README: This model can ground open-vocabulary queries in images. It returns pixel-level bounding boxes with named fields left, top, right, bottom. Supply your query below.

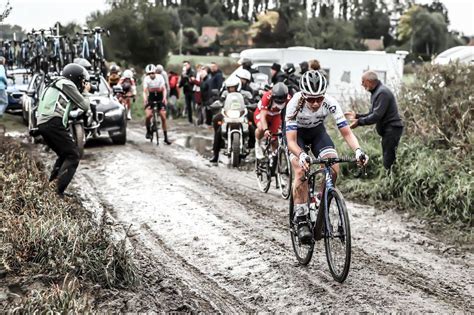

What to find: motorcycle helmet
left=123, top=69, right=134, bottom=78
left=62, top=63, right=90, bottom=92
left=299, top=70, right=328, bottom=96
left=73, top=58, right=92, bottom=71
left=225, top=76, right=241, bottom=89
left=235, top=68, right=251, bottom=81
left=283, top=63, right=296, bottom=75
left=145, top=64, right=156, bottom=74
left=272, top=82, right=289, bottom=104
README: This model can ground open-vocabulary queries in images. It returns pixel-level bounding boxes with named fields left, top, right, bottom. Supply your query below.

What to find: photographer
left=36, top=64, right=91, bottom=197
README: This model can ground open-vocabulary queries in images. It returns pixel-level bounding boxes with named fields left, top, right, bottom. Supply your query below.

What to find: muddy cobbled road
left=44, top=122, right=473, bottom=312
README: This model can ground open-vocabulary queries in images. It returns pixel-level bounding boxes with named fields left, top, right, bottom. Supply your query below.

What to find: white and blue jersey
left=285, top=92, right=348, bottom=131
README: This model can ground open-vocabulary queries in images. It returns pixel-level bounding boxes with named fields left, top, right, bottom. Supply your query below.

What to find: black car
left=90, top=75, right=127, bottom=144
left=22, top=73, right=127, bottom=145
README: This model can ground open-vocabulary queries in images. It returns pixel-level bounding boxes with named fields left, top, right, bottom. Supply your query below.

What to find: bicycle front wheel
left=153, top=110, right=160, bottom=145
left=324, top=188, right=351, bottom=283
left=277, top=148, right=292, bottom=199
left=255, top=158, right=271, bottom=193
left=289, top=195, right=314, bottom=265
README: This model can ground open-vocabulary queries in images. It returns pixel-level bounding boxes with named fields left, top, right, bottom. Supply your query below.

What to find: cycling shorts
left=254, top=108, right=282, bottom=135
left=289, top=124, right=337, bottom=160
left=146, top=101, right=166, bottom=112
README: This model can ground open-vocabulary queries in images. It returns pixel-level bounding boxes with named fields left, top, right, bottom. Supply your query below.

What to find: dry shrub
left=0, top=137, right=139, bottom=311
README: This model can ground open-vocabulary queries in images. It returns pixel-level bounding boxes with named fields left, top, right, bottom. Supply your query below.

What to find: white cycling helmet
left=225, top=75, right=241, bottom=88
left=299, top=70, right=328, bottom=96
left=145, top=64, right=156, bottom=74
left=235, top=68, right=251, bottom=81
left=155, top=64, right=164, bottom=73
left=123, top=69, right=134, bottom=78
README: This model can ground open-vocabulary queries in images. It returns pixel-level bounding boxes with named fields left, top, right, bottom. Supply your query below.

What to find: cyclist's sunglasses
left=303, top=94, right=325, bottom=103
left=273, top=97, right=287, bottom=104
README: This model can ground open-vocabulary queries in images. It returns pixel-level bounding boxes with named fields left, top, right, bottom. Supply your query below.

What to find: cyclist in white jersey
left=144, top=64, right=170, bottom=144
left=285, top=70, right=368, bottom=243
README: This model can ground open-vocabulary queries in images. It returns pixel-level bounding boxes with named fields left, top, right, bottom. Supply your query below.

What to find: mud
left=10, top=119, right=474, bottom=312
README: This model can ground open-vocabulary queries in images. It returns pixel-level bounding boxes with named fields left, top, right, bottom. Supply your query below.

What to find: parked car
left=89, top=74, right=127, bottom=144
left=6, top=68, right=31, bottom=114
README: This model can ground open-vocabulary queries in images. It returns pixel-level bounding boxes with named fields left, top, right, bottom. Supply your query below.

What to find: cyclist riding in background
left=117, top=69, right=136, bottom=120
left=108, top=64, right=121, bottom=87
left=143, top=64, right=171, bottom=145
left=254, top=82, right=291, bottom=161
left=285, top=70, right=368, bottom=244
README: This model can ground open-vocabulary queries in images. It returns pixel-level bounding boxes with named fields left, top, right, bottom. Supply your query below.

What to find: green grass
left=328, top=125, right=472, bottom=227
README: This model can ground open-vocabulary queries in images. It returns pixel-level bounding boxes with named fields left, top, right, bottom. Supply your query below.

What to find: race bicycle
left=255, top=132, right=292, bottom=199
left=149, top=101, right=161, bottom=145
left=289, top=155, right=363, bottom=283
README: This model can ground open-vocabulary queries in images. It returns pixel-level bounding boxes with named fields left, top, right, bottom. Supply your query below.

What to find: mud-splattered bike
left=289, top=156, right=361, bottom=283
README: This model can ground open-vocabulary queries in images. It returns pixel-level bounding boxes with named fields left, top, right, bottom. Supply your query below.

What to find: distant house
left=196, top=27, right=219, bottom=48
left=363, top=39, right=384, bottom=51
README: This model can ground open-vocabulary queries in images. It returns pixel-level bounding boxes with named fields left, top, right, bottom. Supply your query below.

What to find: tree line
left=0, top=0, right=468, bottom=67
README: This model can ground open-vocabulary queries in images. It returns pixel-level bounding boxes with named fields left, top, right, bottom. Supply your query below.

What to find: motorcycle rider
left=254, top=83, right=291, bottom=161
left=209, top=76, right=251, bottom=163
left=36, top=63, right=91, bottom=197
left=282, top=63, right=300, bottom=95
left=143, top=64, right=171, bottom=145
left=117, top=69, right=136, bottom=120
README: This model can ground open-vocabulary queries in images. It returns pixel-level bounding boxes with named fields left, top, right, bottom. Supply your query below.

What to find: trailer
left=238, top=47, right=408, bottom=106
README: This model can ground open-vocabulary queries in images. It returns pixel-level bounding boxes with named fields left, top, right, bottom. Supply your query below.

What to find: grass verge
left=0, top=136, right=139, bottom=312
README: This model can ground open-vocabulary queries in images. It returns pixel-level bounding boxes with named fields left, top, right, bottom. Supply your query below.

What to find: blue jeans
left=0, top=89, right=7, bottom=116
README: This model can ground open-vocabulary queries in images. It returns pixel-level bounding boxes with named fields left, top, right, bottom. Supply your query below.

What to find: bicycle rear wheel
left=255, top=158, right=271, bottom=193
left=153, top=110, right=160, bottom=146
left=289, top=195, right=314, bottom=265
left=324, top=188, right=351, bottom=283
left=277, top=147, right=292, bottom=199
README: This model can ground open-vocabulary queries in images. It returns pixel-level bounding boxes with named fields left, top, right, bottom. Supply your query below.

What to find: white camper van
left=432, top=46, right=474, bottom=65
left=238, top=46, right=408, bottom=106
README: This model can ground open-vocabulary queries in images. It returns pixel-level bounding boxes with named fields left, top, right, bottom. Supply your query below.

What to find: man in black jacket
left=270, top=63, right=285, bottom=85
left=345, top=71, right=404, bottom=171
left=209, top=62, right=224, bottom=91
left=178, top=61, right=195, bottom=124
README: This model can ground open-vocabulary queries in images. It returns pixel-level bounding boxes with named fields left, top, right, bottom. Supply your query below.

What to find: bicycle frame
left=305, top=157, right=355, bottom=240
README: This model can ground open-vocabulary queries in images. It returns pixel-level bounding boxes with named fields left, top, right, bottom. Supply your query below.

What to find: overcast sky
left=3, top=0, right=474, bottom=35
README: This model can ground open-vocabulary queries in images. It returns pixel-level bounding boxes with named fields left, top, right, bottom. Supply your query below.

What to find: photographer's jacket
left=37, top=77, right=90, bottom=127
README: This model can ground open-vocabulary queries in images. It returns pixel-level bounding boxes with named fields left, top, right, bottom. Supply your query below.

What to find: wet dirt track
left=55, top=122, right=473, bottom=312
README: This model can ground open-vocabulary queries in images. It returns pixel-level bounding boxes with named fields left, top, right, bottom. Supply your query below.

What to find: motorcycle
left=211, top=92, right=257, bottom=167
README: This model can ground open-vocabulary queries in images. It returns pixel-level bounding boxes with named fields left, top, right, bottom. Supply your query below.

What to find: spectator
left=178, top=61, right=196, bottom=124
left=155, top=64, right=170, bottom=94
left=209, top=62, right=224, bottom=91
left=168, top=70, right=180, bottom=119
left=308, top=59, right=321, bottom=71
left=200, top=66, right=212, bottom=125
left=270, top=62, right=285, bottom=85
left=345, top=71, right=404, bottom=171
left=0, top=57, right=8, bottom=118
left=192, top=64, right=203, bottom=124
